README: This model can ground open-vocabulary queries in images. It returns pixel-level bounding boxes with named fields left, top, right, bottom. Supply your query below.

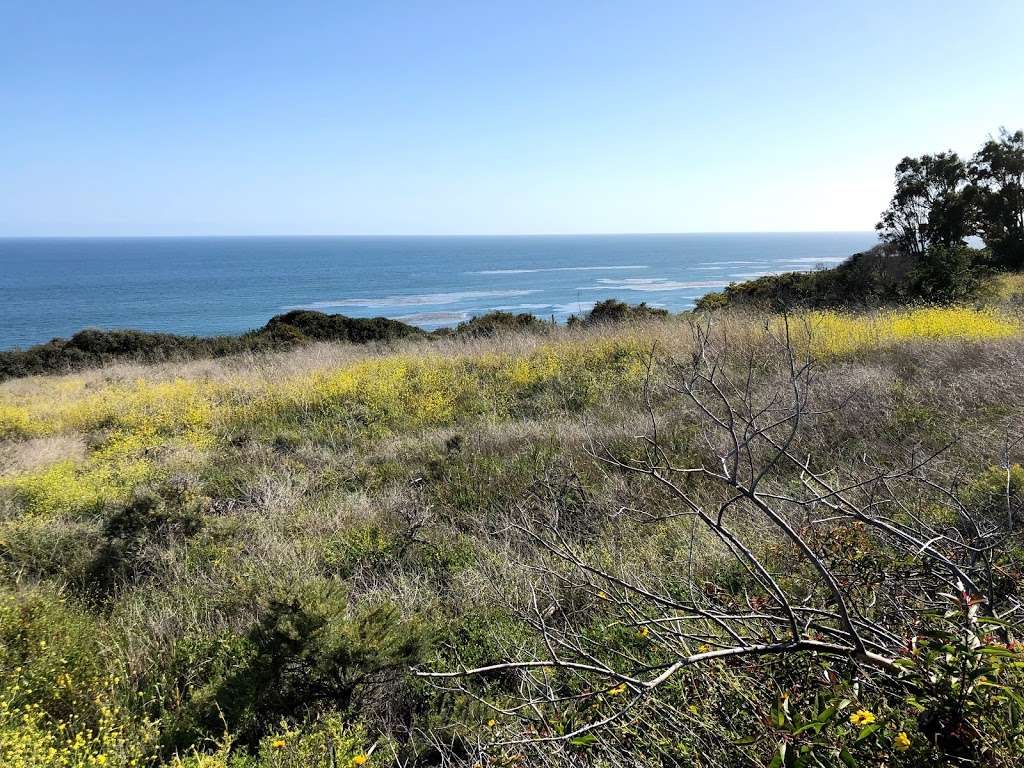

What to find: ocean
left=0, top=232, right=877, bottom=351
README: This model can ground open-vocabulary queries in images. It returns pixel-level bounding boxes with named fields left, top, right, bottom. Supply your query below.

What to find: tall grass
left=1, top=308, right=1023, bottom=766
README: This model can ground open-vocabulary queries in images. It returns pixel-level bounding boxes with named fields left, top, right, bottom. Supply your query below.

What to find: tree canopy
left=877, top=128, right=1024, bottom=268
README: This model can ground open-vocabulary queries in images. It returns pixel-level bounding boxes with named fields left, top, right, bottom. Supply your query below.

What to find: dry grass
left=2, top=307, right=1024, bottom=766
left=0, top=434, right=86, bottom=477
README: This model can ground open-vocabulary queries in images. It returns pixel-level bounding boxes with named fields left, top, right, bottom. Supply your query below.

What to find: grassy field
left=2, top=305, right=1023, bottom=767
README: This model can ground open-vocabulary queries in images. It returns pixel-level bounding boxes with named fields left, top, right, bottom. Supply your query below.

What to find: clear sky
left=2, top=1, right=1022, bottom=236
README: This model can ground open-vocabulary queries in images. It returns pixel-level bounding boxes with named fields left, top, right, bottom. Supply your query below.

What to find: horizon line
left=0, top=229, right=878, bottom=240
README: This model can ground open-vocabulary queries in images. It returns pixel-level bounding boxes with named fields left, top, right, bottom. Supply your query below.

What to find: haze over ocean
left=0, top=232, right=877, bottom=350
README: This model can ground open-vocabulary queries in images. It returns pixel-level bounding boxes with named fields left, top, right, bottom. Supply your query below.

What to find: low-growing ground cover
left=1, top=306, right=1023, bottom=767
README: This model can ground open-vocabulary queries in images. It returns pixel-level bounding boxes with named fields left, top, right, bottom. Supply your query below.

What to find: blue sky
left=2, top=1, right=1022, bottom=236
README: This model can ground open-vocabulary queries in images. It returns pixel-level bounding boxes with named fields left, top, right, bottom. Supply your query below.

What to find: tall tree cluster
left=877, top=128, right=1024, bottom=270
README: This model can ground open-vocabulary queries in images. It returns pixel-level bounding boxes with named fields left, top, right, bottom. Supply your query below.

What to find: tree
left=908, top=244, right=985, bottom=303
left=971, top=128, right=1024, bottom=269
left=876, top=152, right=972, bottom=257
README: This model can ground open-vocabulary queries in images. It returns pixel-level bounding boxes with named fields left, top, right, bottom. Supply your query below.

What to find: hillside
left=2, top=299, right=1023, bottom=766
left=0, top=301, right=670, bottom=383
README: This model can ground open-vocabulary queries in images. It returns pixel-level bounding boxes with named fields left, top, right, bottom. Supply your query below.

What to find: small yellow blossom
left=271, top=739, right=286, bottom=749
left=352, top=755, right=368, bottom=766
left=894, top=731, right=911, bottom=752
left=486, top=719, right=496, bottom=728
left=607, top=683, right=627, bottom=696
left=637, top=626, right=649, bottom=638
left=849, top=709, right=876, bottom=727
left=597, top=591, right=608, bottom=599
left=96, top=757, right=108, bottom=766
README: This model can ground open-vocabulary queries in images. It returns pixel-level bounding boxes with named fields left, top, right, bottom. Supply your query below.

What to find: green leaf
left=569, top=733, right=597, bottom=748
left=791, top=722, right=823, bottom=736
left=978, top=647, right=1016, bottom=657
left=839, top=747, right=858, bottom=767
left=815, top=706, right=837, bottom=724
left=855, top=723, right=880, bottom=742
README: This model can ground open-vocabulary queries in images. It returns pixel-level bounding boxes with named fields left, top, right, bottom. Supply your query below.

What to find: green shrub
left=162, top=584, right=430, bottom=751
left=448, top=311, right=547, bottom=338
left=0, top=311, right=424, bottom=382
left=571, top=299, right=670, bottom=325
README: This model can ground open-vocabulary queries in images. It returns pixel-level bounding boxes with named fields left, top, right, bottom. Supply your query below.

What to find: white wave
left=550, top=301, right=597, bottom=315
left=780, top=256, right=846, bottom=264
left=473, top=264, right=648, bottom=275
left=492, top=303, right=556, bottom=311
left=698, top=260, right=762, bottom=266
left=578, top=277, right=730, bottom=292
left=394, top=310, right=471, bottom=325
left=297, top=289, right=540, bottom=309
left=730, top=270, right=789, bottom=278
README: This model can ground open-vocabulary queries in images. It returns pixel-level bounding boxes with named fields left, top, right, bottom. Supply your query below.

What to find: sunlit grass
left=0, top=310, right=1020, bottom=518
left=796, top=307, right=1021, bottom=358
left=236, top=336, right=650, bottom=437
left=0, top=307, right=1023, bottom=765
left=988, top=272, right=1024, bottom=301
left=0, top=334, right=651, bottom=516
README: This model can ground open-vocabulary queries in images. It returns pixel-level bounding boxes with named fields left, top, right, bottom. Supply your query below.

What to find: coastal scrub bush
left=161, top=584, right=430, bottom=751
left=0, top=312, right=424, bottom=383
left=571, top=299, right=670, bottom=325
left=446, top=311, right=548, bottom=337
left=908, top=244, right=988, bottom=302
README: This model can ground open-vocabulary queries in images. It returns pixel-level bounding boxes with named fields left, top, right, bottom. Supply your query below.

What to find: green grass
left=1, top=309, right=1023, bottom=766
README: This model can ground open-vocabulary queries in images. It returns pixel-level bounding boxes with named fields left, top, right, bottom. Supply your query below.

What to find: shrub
left=909, top=244, right=988, bottom=302
left=162, top=584, right=430, bottom=750
left=448, top=311, right=547, bottom=338
left=0, top=311, right=424, bottom=382
left=572, top=299, right=670, bottom=325
left=696, top=243, right=994, bottom=311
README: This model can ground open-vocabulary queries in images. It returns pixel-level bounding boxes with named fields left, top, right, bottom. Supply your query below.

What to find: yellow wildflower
left=352, top=756, right=369, bottom=766
left=607, top=683, right=627, bottom=696
left=894, top=731, right=911, bottom=752
left=486, top=719, right=496, bottom=728
left=637, top=626, right=650, bottom=638
left=271, top=739, right=286, bottom=749
left=849, top=709, right=876, bottom=727
left=597, top=591, right=608, bottom=599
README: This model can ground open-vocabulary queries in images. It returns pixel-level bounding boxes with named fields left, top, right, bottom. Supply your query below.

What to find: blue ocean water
left=0, top=233, right=878, bottom=351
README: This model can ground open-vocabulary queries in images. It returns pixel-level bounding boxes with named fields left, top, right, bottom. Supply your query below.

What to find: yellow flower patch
left=796, top=307, right=1020, bottom=359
